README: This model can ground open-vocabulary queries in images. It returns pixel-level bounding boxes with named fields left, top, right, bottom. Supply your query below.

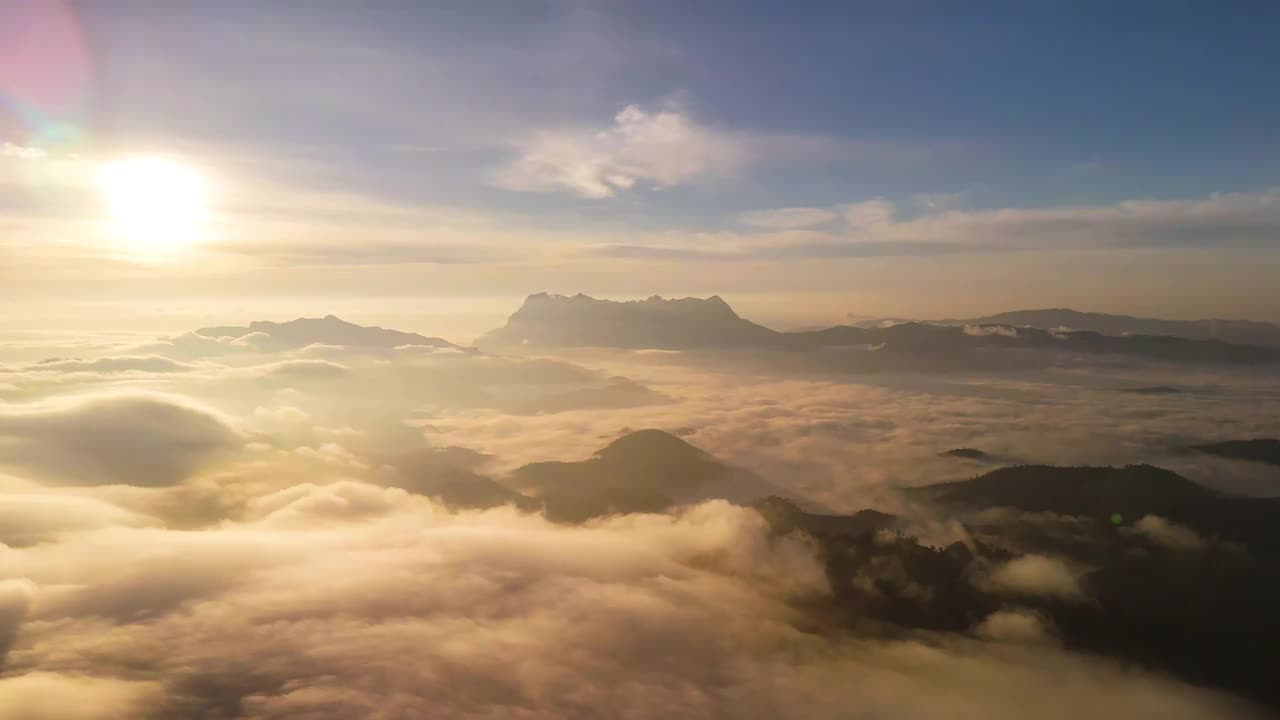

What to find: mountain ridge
left=477, top=293, right=1280, bottom=365
left=479, top=293, right=780, bottom=350
left=196, top=315, right=466, bottom=352
left=936, top=308, right=1280, bottom=347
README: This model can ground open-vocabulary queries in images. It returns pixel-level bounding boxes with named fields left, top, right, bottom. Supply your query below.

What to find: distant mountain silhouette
left=938, top=308, right=1280, bottom=348
left=1189, top=439, right=1280, bottom=467
left=477, top=293, right=1280, bottom=365
left=197, top=315, right=465, bottom=352
left=788, top=321, right=1280, bottom=364
left=940, top=447, right=990, bottom=460
left=906, top=464, right=1280, bottom=554
left=1119, top=385, right=1183, bottom=395
left=509, top=429, right=787, bottom=522
left=910, top=463, right=1213, bottom=512
left=477, top=293, right=782, bottom=350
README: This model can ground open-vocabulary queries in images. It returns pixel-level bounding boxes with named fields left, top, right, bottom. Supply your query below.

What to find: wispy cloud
left=0, top=143, right=48, bottom=160
left=215, top=239, right=504, bottom=266
left=739, top=207, right=837, bottom=229
left=911, top=192, right=962, bottom=213
left=855, top=189, right=1280, bottom=250
left=838, top=198, right=896, bottom=231
left=495, top=104, right=744, bottom=199
left=671, top=189, right=1280, bottom=260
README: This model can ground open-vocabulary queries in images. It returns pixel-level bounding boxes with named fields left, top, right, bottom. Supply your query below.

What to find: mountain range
left=936, top=308, right=1280, bottom=348
left=477, top=293, right=1280, bottom=365
left=188, top=297, right=1280, bottom=367
left=196, top=314, right=464, bottom=352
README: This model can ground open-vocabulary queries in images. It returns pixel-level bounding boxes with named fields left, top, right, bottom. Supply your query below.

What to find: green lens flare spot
left=1110, top=513, right=1124, bottom=525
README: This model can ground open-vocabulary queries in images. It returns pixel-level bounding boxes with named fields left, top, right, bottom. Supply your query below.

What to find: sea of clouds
left=0, top=325, right=1276, bottom=718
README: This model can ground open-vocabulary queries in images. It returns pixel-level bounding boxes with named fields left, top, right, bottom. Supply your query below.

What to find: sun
left=97, top=156, right=210, bottom=253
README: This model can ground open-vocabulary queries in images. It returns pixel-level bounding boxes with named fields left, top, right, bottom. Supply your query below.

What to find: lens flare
left=0, top=1, right=91, bottom=151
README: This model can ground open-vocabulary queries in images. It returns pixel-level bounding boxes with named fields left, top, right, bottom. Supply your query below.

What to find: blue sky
left=3, top=0, right=1280, bottom=326
left=74, top=1, right=1280, bottom=209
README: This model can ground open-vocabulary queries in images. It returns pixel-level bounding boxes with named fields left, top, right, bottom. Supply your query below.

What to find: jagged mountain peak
left=480, top=293, right=777, bottom=350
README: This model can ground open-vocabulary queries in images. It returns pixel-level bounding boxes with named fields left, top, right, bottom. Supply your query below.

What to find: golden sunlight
left=96, top=155, right=210, bottom=253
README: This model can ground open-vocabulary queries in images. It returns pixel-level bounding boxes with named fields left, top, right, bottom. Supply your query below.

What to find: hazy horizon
left=8, top=290, right=1280, bottom=349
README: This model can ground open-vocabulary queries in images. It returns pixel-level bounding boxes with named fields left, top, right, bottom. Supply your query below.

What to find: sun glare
left=97, top=156, right=210, bottom=253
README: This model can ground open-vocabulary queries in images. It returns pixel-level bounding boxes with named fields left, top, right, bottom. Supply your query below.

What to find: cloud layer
left=0, top=319, right=1277, bottom=717
left=0, top=393, right=240, bottom=486
left=601, top=189, right=1280, bottom=262
left=1, top=493, right=1261, bottom=719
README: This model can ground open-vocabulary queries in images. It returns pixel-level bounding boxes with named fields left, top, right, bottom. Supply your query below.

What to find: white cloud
left=911, top=192, right=961, bottom=213
left=739, top=207, right=838, bottom=229
left=1132, top=515, right=1205, bottom=551
left=0, top=494, right=1257, bottom=719
left=714, top=189, right=1280, bottom=259
left=886, top=190, right=1280, bottom=248
left=256, top=358, right=351, bottom=381
left=0, top=579, right=35, bottom=661
left=0, top=493, right=151, bottom=546
left=0, top=673, right=161, bottom=720
left=0, top=392, right=241, bottom=486
left=247, top=480, right=418, bottom=527
left=963, top=324, right=1019, bottom=337
left=496, top=104, right=743, bottom=198
left=19, top=356, right=197, bottom=374
left=0, top=142, right=48, bottom=160
left=838, top=197, right=896, bottom=230
left=974, top=608, right=1056, bottom=645
left=984, top=555, right=1083, bottom=600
